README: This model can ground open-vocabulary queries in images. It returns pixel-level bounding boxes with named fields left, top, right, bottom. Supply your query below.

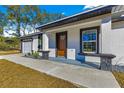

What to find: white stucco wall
left=100, top=17, right=112, bottom=54
left=47, top=18, right=101, bottom=62
left=22, top=42, right=25, bottom=53
left=111, top=21, right=124, bottom=65
left=32, top=36, right=38, bottom=52
left=67, top=27, right=80, bottom=60
left=68, top=20, right=101, bottom=61
left=48, top=32, right=56, bottom=57
left=85, top=56, right=100, bottom=63
left=32, top=35, right=43, bottom=56
left=42, top=33, right=49, bottom=51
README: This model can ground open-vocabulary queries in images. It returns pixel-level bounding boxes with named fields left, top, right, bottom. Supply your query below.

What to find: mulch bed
left=113, top=71, right=124, bottom=88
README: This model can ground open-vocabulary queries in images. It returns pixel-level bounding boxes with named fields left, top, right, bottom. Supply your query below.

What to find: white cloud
left=83, top=5, right=100, bottom=9
left=4, top=29, right=15, bottom=37
left=62, top=12, right=65, bottom=15
left=3, top=25, right=36, bottom=37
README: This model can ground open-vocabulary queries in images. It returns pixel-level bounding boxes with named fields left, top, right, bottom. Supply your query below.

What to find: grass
left=0, top=50, right=20, bottom=55
left=113, top=71, right=124, bottom=88
left=0, top=59, right=79, bottom=88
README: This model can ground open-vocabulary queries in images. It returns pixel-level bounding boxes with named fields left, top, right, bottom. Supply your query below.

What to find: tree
left=5, top=37, right=20, bottom=49
left=20, top=6, right=30, bottom=36
left=21, top=6, right=65, bottom=34
left=27, top=8, right=66, bottom=32
left=39, top=11, right=66, bottom=25
left=0, top=11, right=7, bottom=36
left=5, top=5, right=21, bottom=37
left=5, top=5, right=66, bottom=37
left=5, top=5, right=47, bottom=37
left=26, top=6, right=46, bottom=33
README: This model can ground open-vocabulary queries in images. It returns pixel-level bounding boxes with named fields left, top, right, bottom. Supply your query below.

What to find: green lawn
left=0, top=59, right=79, bottom=88
left=113, top=71, right=124, bottom=88
left=0, top=50, right=20, bottom=55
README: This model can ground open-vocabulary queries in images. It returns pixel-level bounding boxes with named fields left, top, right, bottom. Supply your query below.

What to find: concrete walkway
left=1, top=54, right=120, bottom=88
left=0, top=56, right=3, bottom=59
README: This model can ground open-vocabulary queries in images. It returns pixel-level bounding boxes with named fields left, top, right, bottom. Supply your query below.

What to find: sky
left=0, top=5, right=97, bottom=16
left=0, top=5, right=98, bottom=36
left=39, top=5, right=87, bottom=16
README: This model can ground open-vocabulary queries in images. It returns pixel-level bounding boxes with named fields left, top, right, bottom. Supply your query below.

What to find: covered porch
left=37, top=6, right=116, bottom=71
left=39, top=15, right=115, bottom=71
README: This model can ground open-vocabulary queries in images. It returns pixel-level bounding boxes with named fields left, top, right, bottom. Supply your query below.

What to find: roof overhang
left=36, top=5, right=115, bottom=30
left=20, top=32, right=42, bottom=40
left=112, top=5, right=124, bottom=22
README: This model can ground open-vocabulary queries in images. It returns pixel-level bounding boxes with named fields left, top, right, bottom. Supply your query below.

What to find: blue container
left=76, top=54, right=85, bottom=63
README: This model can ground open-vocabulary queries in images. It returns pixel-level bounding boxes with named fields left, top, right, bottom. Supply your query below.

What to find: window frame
left=80, top=26, right=99, bottom=54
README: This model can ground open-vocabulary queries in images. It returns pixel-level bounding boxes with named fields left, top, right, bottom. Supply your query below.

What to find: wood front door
left=56, top=31, right=67, bottom=57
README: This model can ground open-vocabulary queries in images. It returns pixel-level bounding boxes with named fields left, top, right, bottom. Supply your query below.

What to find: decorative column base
left=40, top=50, right=50, bottom=59
left=100, top=57, right=112, bottom=71
left=78, top=53, right=116, bottom=71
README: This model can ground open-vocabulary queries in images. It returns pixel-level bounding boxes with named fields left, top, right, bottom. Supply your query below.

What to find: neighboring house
left=20, top=5, right=124, bottom=66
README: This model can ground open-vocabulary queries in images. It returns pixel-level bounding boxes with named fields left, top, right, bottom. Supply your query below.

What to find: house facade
left=21, top=5, right=124, bottom=66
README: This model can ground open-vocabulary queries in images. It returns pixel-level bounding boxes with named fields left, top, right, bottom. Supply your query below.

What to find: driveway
left=1, top=54, right=120, bottom=88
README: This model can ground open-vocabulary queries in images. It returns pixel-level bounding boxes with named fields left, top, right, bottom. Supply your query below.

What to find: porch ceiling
left=42, top=19, right=101, bottom=33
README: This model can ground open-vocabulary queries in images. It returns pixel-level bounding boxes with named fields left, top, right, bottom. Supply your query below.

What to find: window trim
left=80, top=26, right=100, bottom=54
left=82, top=30, right=97, bottom=53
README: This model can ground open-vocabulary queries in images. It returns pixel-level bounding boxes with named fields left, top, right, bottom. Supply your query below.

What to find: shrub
left=0, top=36, right=20, bottom=51
left=32, top=51, right=39, bottom=59
left=27, top=52, right=31, bottom=56
left=24, top=53, right=27, bottom=56
left=0, top=43, right=11, bottom=51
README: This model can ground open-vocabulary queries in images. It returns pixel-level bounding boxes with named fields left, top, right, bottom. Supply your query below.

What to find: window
left=81, top=27, right=99, bottom=53
left=38, top=34, right=42, bottom=51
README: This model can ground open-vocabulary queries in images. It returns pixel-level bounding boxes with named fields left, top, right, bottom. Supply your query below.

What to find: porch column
left=42, top=33, right=49, bottom=51
left=100, top=16, right=112, bottom=54
left=41, top=32, right=50, bottom=59
left=100, top=16, right=116, bottom=70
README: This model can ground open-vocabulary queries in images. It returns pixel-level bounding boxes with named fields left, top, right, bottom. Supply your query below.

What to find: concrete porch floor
left=49, top=57, right=100, bottom=69
left=1, top=54, right=120, bottom=88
